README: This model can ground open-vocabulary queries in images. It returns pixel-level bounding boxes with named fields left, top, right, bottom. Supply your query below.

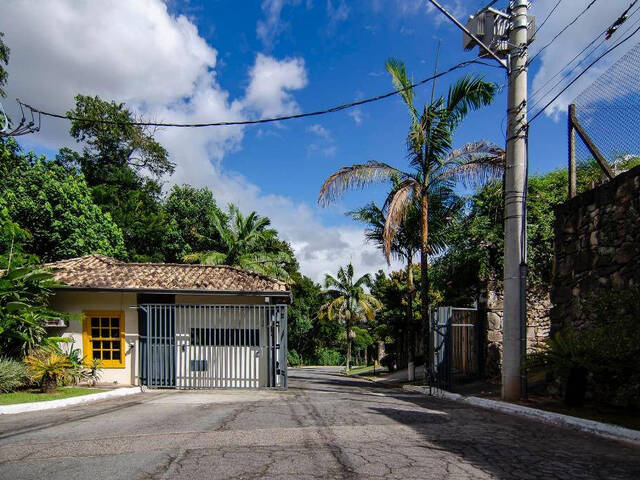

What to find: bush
left=0, top=358, right=27, bottom=393
left=24, top=350, right=72, bottom=393
left=314, top=347, right=343, bottom=366
left=287, top=350, right=302, bottom=367
left=525, top=286, right=640, bottom=408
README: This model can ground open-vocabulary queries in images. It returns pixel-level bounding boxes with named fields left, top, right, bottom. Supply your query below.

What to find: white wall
left=50, top=291, right=139, bottom=385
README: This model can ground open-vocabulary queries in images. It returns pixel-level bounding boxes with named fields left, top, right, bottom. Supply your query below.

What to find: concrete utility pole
left=502, top=0, right=529, bottom=401
left=428, top=0, right=532, bottom=401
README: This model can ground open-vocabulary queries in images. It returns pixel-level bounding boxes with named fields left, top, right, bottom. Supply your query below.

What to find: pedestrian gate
left=138, top=304, right=287, bottom=389
left=429, top=306, right=480, bottom=391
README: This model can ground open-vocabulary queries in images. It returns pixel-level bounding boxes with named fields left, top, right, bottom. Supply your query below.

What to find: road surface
left=1, top=367, right=639, bottom=479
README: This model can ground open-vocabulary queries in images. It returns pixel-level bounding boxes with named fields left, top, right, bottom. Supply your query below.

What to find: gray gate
left=139, top=304, right=287, bottom=389
left=429, top=307, right=480, bottom=391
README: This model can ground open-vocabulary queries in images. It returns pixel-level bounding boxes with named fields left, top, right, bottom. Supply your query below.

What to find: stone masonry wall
left=481, top=284, right=551, bottom=378
left=551, top=164, right=640, bottom=331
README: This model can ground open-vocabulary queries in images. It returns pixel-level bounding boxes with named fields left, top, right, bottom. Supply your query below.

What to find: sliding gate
left=139, top=304, right=287, bottom=389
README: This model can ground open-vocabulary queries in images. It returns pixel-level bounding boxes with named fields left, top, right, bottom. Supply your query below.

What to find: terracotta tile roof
left=45, top=255, right=289, bottom=294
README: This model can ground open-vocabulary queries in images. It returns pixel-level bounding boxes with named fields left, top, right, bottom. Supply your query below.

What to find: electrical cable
left=527, top=0, right=599, bottom=66
left=17, top=57, right=488, bottom=129
left=528, top=1, right=640, bottom=110
left=534, top=0, right=564, bottom=36
left=529, top=22, right=640, bottom=122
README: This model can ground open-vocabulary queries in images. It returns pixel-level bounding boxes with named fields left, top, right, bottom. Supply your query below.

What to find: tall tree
left=349, top=183, right=461, bottom=374
left=61, top=95, right=174, bottom=261
left=1, top=139, right=126, bottom=262
left=319, top=60, right=503, bottom=379
left=163, top=184, right=226, bottom=262
left=0, top=31, right=9, bottom=98
left=318, top=263, right=382, bottom=370
left=184, top=204, right=296, bottom=282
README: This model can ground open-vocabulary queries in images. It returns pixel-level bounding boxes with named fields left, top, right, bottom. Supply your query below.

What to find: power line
left=529, top=23, right=640, bottom=122
left=17, top=58, right=486, bottom=130
left=527, top=0, right=599, bottom=66
left=534, top=0, right=564, bottom=36
left=528, top=3, right=640, bottom=113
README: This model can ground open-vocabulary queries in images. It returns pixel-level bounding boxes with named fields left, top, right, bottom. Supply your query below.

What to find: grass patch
left=0, top=387, right=106, bottom=405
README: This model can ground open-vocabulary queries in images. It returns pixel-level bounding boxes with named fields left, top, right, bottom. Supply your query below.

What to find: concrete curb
left=0, top=387, right=142, bottom=415
left=403, top=385, right=640, bottom=447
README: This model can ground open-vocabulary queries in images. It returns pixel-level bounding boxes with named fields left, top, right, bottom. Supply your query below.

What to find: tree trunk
left=41, top=373, right=58, bottom=394
left=407, top=256, right=415, bottom=381
left=346, top=319, right=352, bottom=371
left=364, top=347, right=368, bottom=366
left=421, top=193, right=431, bottom=381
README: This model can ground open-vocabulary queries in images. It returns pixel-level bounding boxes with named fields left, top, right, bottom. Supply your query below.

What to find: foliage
left=0, top=358, right=27, bottom=393
left=24, top=349, right=72, bottom=393
left=185, top=204, right=297, bottom=282
left=0, top=265, right=75, bottom=359
left=58, top=339, right=103, bottom=386
left=0, top=31, right=9, bottom=98
left=1, top=139, right=127, bottom=262
left=163, top=184, right=226, bottom=262
left=318, top=263, right=382, bottom=370
left=432, top=156, right=640, bottom=303
left=288, top=273, right=324, bottom=364
left=62, top=95, right=174, bottom=261
left=287, top=349, right=302, bottom=367
left=314, top=347, right=343, bottom=366
left=525, top=286, right=640, bottom=408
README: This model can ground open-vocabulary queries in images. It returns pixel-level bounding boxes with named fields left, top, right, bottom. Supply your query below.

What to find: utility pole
left=428, top=0, right=533, bottom=401
left=503, top=0, right=529, bottom=401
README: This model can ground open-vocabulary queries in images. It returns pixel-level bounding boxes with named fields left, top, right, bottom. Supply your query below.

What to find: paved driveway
left=1, top=367, right=639, bottom=479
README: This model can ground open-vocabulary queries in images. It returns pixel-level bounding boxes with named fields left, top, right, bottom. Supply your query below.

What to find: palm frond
left=383, top=179, right=419, bottom=262
left=318, top=162, right=404, bottom=206
left=183, top=251, right=227, bottom=265
left=385, top=58, right=418, bottom=121
left=446, top=75, right=496, bottom=126
left=434, top=141, right=505, bottom=188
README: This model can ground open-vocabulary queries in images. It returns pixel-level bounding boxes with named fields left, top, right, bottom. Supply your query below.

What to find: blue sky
left=3, top=0, right=637, bottom=280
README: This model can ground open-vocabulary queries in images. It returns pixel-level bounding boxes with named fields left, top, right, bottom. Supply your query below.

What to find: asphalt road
left=1, top=367, right=639, bottom=479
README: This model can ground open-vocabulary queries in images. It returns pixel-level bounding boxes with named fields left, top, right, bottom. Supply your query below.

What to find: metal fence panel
left=138, top=304, right=287, bottom=390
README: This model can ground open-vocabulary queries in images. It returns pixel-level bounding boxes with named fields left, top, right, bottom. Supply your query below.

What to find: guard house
left=46, top=255, right=289, bottom=389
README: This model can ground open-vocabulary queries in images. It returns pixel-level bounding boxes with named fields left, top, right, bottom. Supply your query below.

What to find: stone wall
left=551, top=164, right=640, bottom=331
left=481, top=285, right=551, bottom=378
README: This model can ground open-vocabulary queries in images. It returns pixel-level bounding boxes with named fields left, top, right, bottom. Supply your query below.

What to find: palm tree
left=184, top=204, right=295, bottom=282
left=319, top=59, right=504, bottom=378
left=318, top=263, right=382, bottom=371
left=349, top=183, right=462, bottom=377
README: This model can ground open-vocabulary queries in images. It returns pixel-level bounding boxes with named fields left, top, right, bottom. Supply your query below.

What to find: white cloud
left=256, top=0, right=301, bottom=49
left=1, top=0, right=397, bottom=283
left=307, top=124, right=331, bottom=138
left=326, top=0, right=349, bottom=31
left=348, top=108, right=364, bottom=125
left=529, top=0, right=637, bottom=119
left=243, top=53, right=308, bottom=118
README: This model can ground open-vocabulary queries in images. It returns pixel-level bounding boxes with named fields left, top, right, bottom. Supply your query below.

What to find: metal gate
left=429, top=307, right=480, bottom=391
left=139, top=304, right=287, bottom=389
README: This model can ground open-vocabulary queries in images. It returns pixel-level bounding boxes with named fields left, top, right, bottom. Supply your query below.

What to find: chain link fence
left=572, top=41, right=640, bottom=171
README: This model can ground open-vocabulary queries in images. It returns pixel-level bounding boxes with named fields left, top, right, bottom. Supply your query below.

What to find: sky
left=2, top=0, right=638, bottom=282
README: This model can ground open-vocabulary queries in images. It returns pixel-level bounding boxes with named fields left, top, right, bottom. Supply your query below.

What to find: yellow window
left=83, top=311, right=125, bottom=368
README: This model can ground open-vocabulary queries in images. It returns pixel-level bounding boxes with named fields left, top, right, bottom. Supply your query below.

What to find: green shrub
left=314, top=347, right=343, bottom=366
left=0, top=358, right=28, bottom=393
left=287, top=350, right=302, bottom=367
left=526, top=285, right=640, bottom=408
